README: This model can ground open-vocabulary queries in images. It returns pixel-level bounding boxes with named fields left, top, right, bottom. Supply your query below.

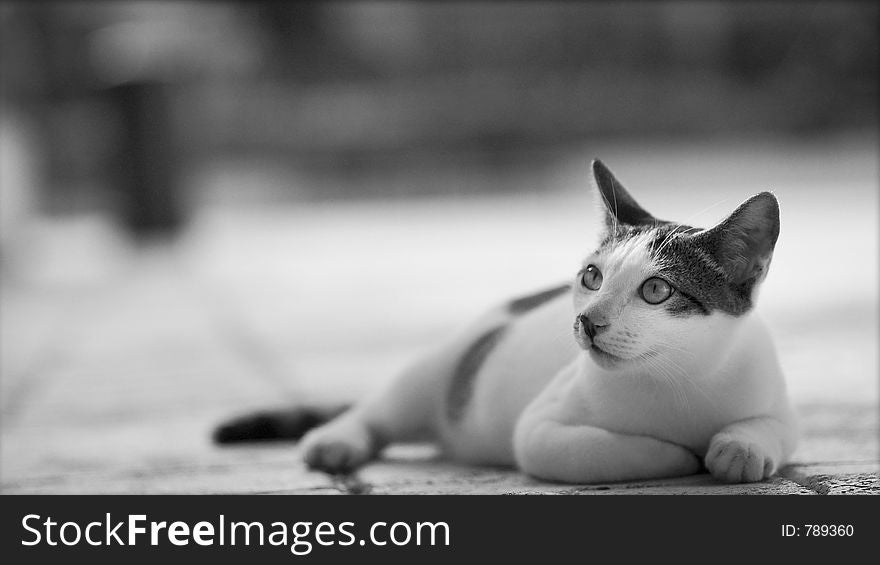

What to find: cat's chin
left=587, top=344, right=627, bottom=370
left=585, top=343, right=656, bottom=370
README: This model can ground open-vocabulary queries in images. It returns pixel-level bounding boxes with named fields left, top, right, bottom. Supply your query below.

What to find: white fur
left=300, top=212, right=797, bottom=484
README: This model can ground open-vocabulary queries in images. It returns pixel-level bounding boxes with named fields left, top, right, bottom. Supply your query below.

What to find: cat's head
left=573, top=159, right=780, bottom=371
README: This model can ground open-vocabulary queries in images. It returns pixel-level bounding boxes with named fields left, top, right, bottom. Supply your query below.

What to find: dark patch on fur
left=213, top=405, right=349, bottom=444
left=664, top=288, right=711, bottom=316
left=507, top=283, right=571, bottom=315
left=649, top=224, right=767, bottom=317
left=446, top=324, right=508, bottom=422
left=595, top=209, right=777, bottom=317
left=650, top=231, right=753, bottom=316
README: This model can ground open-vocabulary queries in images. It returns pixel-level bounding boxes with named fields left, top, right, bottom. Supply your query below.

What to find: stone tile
left=781, top=462, right=879, bottom=495
left=572, top=476, right=815, bottom=495
left=340, top=445, right=817, bottom=495
left=1, top=441, right=332, bottom=494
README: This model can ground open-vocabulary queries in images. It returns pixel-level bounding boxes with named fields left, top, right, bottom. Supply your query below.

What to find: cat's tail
left=212, top=404, right=350, bottom=444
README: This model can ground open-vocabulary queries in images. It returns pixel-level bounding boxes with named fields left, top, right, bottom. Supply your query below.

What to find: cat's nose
left=578, top=314, right=608, bottom=339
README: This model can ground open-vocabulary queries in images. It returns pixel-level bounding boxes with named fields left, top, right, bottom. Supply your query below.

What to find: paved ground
left=1, top=136, right=877, bottom=494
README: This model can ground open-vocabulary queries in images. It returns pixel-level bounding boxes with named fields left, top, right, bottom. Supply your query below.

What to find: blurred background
left=1, top=2, right=877, bottom=492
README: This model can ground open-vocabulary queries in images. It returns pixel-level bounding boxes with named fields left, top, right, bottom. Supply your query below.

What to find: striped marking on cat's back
left=446, top=324, right=508, bottom=422
left=445, top=284, right=571, bottom=423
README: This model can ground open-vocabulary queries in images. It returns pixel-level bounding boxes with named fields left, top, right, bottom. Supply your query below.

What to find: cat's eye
left=581, top=265, right=603, bottom=291
left=641, top=277, right=673, bottom=304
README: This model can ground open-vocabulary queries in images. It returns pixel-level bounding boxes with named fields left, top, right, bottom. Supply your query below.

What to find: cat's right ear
left=591, top=159, right=657, bottom=228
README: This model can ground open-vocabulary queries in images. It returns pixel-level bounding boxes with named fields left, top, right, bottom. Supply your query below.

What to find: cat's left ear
left=591, top=159, right=658, bottom=228
left=692, top=192, right=780, bottom=285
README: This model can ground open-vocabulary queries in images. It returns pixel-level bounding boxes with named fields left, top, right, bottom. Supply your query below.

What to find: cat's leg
left=300, top=351, right=448, bottom=474
left=513, top=416, right=701, bottom=483
left=512, top=361, right=699, bottom=483
left=704, top=414, right=798, bottom=483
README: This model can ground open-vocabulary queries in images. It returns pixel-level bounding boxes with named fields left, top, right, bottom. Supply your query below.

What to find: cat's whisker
left=660, top=358, right=693, bottom=413
left=652, top=198, right=730, bottom=259
left=650, top=349, right=722, bottom=414
left=652, top=226, right=678, bottom=256
left=650, top=340, right=698, bottom=359
left=653, top=231, right=679, bottom=257
left=658, top=354, right=690, bottom=375
left=644, top=356, right=689, bottom=413
left=679, top=198, right=730, bottom=229
left=678, top=369, right=720, bottom=411
left=643, top=350, right=698, bottom=414
left=652, top=336, right=697, bottom=352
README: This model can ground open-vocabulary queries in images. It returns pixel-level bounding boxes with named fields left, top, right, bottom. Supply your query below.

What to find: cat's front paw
left=705, top=434, right=775, bottom=483
left=300, top=420, right=374, bottom=475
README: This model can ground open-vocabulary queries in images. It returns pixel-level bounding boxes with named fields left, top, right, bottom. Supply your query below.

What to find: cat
left=215, top=159, right=798, bottom=484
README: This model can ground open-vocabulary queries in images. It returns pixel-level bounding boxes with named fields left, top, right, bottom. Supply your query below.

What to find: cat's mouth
left=574, top=323, right=624, bottom=365
left=588, top=343, right=658, bottom=369
left=574, top=320, right=650, bottom=368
